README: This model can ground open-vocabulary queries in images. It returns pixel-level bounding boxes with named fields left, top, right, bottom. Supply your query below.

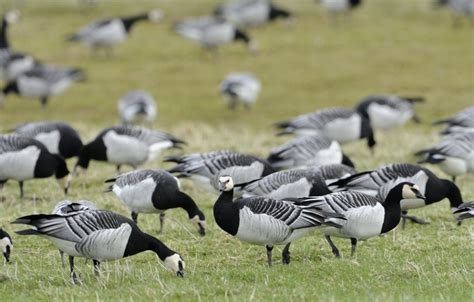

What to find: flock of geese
left=0, top=0, right=473, bottom=285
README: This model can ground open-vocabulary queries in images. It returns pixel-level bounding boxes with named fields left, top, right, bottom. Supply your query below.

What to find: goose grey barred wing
left=111, top=169, right=165, bottom=188
left=275, top=108, right=355, bottom=132
left=300, top=191, right=379, bottom=213
left=24, top=65, right=83, bottom=83
left=15, top=121, right=69, bottom=136
left=313, top=164, right=357, bottom=181
left=0, top=134, right=45, bottom=153
left=164, top=150, right=237, bottom=164
left=174, top=16, right=223, bottom=41
left=432, top=133, right=474, bottom=158
left=242, top=169, right=309, bottom=196
left=67, top=19, right=114, bottom=41
left=268, top=135, right=335, bottom=165
left=433, top=106, right=474, bottom=127
left=112, top=126, right=185, bottom=146
left=52, top=200, right=97, bottom=215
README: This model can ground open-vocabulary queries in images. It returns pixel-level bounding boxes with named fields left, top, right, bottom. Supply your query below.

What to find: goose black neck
left=124, top=231, right=174, bottom=260
left=0, top=18, right=9, bottom=49
left=2, top=81, right=18, bottom=95
left=177, top=191, right=201, bottom=219
left=53, top=154, right=69, bottom=179
left=76, top=139, right=106, bottom=168
left=147, top=234, right=175, bottom=261
left=121, top=14, right=148, bottom=32
left=213, top=188, right=239, bottom=236
left=438, top=179, right=463, bottom=208
left=380, top=184, right=403, bottom=233
left=269, top=6, right=290, bottom=20
left=234, top=29, right=250, bottom=44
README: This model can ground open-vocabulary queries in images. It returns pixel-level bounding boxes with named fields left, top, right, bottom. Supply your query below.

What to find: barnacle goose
left=267, top=134, right=355, bottom=170
left=14, top=121, right=83, bottom=159
left=67, top=10, right=163, bottom=53
left=75, top=125, right=185, bottom=173
left=168, top=151, right=275, bottom=194
left=311, top=163, right=357, bottom=185
left=220, top=72, right=261, bottom=110
left=416, top=132, right=474, bottom=182
left=0, top=134, right=71, bottom=198
left=0, top=64, right=84, bottom=107
left=118, top=90, right=157, bottom=125
left=453, top=201, right=474, bottom=223
left=306, top=182, right=423, bottom=257
left=105, top=169, right=206, bottom=236
left=275, top=107, right=376, bottom=152
left=355, top=95, right=424, bottom=131
left=13, top=209, right=185, bottom=283
left=329, top=163, right=465, bottom=226
left=174, top=16, right=257, bottom=53
left=319, top=0, right=362, bottom=19
left=433, top=106, right=474, bottom=135
left=214, top=176, right=345, bottom=266
left=214, top=0, right=292, bottom=27
left=0, top=228, right=12, bottom=263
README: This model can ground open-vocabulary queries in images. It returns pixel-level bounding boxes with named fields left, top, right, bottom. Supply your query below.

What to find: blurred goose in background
left=67, top=10, right=163, bottom=54
left=318, top=0, right=362, bottom=21
left=220, top=72, right=261, bottom=110
left=214, top=0, right=292, bottom=27
left=275, top=107, right=376, bottom=152
left=416, top=132, right=474, bottom=182
left=118, top=90, right=157, bottom=125
left=174, top=16, right=257, bottom=53
left=14, top=121, right=83, bottom=160
left=106, top=169, right=206, bottom=236
left=355, top=95, right=425, bottom=131
left=453, top=201, right=474, bottom=223
left=0, top=64, right=84, bottom=107
left=433, top=106, right=474, bottom=135
left=311, top=163, right=357, bottom=184
left=0, top=228, right=12, bottom=263
left=435, top=0, right=474, bottom=22
left=267, top=134, right=355, bottom=170
left=75, top=125, right=185, bottom=173
left=0, top=134, right=71, bottom=198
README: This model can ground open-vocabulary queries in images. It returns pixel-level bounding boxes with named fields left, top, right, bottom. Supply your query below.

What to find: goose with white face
left=218, top=176, right=234, bottom=192
left=164, top=253, right=185, bottom=277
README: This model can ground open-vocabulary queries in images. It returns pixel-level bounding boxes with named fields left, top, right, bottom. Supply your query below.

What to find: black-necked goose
left=106, top=169, right=206, bottom=236
left=14, top=121, right=83, bottom=159
left=355, top=95, right=424, bottom=131
left=433, top=106, right=474, bottom=135
left=0, top=134, right=71, bottom=198
left=0, top=228, right=12, bottom=263
left=0, top=64, right=84, bottom=107
left=416, top=132, right=474, bottom=182
left=306, top=182, right=423, bottom=257
left=13, top=209, right=185, bottom=283
left=75, top=125, right=185, bottom=173
left=67, top=10, right=163, bottom=53
left=320, top=0, right=362, bottom=15
left=214, top=176, right=345, bottom=266
left=220, top=72, right=261, bottom=110
left=214, top=0, right=292, bottom=27
left=175, top=16, right=257, bottom=53
left=453, top=201, right=474, bottom=223
left=311, top=163, right=357, bottom=185
left=329, top=163, right=465, bottom=226
left=267, top=134, right=355, bottom=170
left=118, top=90, right=157, bottom=125
left=275, top=107, right=376, bottom=152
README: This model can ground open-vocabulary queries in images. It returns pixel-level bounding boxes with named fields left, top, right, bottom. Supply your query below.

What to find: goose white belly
left=103, top=131, right=149, bottom=165
left=148, top=141, right=173, bottom=161
left=367, top=104, right=413, bottom=130
left=267, top=178, right=312, bottom=200
left=0, top=146, right=40, bottom=180
left=17, top=77, right=50, bottom=97
left=322, top=0, right=350, bottom=12
left=84, top=21, right=127, bottom=47
left=308, top=141, right=343, bottom=167
left=34, top=130, right=61, bottom=154
left=49, top=78, right=74, bottom=96
left=439, top=156, right=469, bottom=176
left=323, top=114, right=361, bottom=143
left=46, top=236, right=82, bottom=257
left=232, top=4, right=269, bottom=26
left=202, top=24, right=234, bottom=47
left=114, top=178, right=157, bottom=213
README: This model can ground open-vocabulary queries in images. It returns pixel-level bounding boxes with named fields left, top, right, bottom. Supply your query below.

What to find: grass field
left=0, top=0, right=473, bottom=301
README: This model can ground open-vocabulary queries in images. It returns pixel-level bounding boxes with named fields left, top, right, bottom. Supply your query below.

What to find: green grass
left=0, top=0, right=473, bottom=301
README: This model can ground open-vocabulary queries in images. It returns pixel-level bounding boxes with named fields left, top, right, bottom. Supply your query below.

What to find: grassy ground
left=0, top=0, right=473, bottom=301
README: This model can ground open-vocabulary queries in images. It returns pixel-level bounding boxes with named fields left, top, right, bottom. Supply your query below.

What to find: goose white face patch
left=0, top=237, right=12, bottom=254
left=164, top=254, right=185, bottom=275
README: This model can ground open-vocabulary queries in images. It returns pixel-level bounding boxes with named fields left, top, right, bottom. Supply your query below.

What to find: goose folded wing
left=243, top=170, right=307, bottom=195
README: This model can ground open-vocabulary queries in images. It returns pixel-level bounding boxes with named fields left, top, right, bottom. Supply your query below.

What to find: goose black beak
left=176, top=271, right=184, bottom=278
left=198, top=225, right=206, bottom=237
left=415, top=192, right=425, bottom=200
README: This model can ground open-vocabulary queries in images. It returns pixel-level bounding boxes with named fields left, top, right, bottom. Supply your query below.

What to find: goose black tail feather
left=104, top=178, right=116, bottom=183
left=327, top=170, right=372, bottom=188
left=163, top=155, right=183, bottom=163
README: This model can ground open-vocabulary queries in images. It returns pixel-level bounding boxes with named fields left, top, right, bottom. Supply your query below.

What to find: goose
left=105, top=169, right=206, bottom=236
left=311, top=163, right=357, bottom=185
left=304, top=182, right=423, bottom=257
left=174, top=16, right=257, bottom=53
left=168, top=151, right=275, bottom=194
left=433, top=106, right=474, bottom=135
left=118, top=90, right=157, bottom=125
left=453, top=201, right=474, bottom=223
left=318, top=0, right=362, bottom=21
left=416, top=132, right=474, bottom=182
left=267, top=134, right=355, bottom=170
left=241, top=168, right=332, bottom=199
left=12, top=209, right=185, bottom=284
left=67, top=10, right=163, bottom=54
left=355, top=95, right=425, bottom=131
left=213, top=176, right=345, bottom=266
left=220, top=72, right=261, bottom=110
left=14, top=121, right=83, bottom=159
left=75, top=125, right=185, bottom=174
left=0, top=134, right=71, bottom=198
left=435, top=0, right=474, bottom=21
left=214, top=0, right=292, bottom=27
left=0, top=228, right=12, bottom=263
left=274, top=107, right=376, bottom=152
left=329, top=163, right=465, bottom=226
left=0, top=64, right=84, bottom=107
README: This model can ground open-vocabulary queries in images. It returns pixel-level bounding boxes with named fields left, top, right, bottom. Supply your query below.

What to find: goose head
left=190, top=211, right=206, bottom=236
left=0, top=232, right=12, bottom=263
left=218, top=176, right=234, bottom=192
left=401, top=183, right=425, bottom=200
left=164, top=253, right=185, bottom=277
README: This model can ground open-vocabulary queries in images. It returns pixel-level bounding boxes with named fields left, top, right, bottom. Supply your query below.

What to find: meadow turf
left=0, top=0, right=473, bottom=301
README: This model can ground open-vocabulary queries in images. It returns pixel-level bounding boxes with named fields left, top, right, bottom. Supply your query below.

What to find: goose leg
left=282, top=243, right=291, bottom=265
left=59, top=250, right=65, bottom=269
left=116, top=165, right=121, bottom=174
left=69, top=256, right=79, bottom=284
left=19, top=181, right=24, bottom=199
left=159, top=212, right=165, bottom=234
left=266, top=245, right=273, bottom=267
left=350, top=238, right=357, bottom=257
left=131, top=212, right=138, bottom=224
left=325, top=235, right=340, bottom=258
left=93, top=260, right=100, bottom=277
left=452, top=176, right=456, bottom=183
left=402, top=211, right=429, bottom=226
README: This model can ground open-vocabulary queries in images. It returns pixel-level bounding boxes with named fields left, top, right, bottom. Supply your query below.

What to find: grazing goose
left=433, top=106, right=474, bottom=135
left=416, top=132, right=474, bottom=182
left=213, top=176, right=345, bottom=266
left=275, top=107, right=376, bottom=152
left=168, top=151, right=275, bottom=194
left=118, top=90, right=157, bottom=125
left=311, top=163, right=357, bottom=185
left=67, top=10, right=163, bottom=53
left=0, top=228, right=12, bottom=263
left=0, top=64, right=84, bottom=107
left=267, top=134, right=355, bottom=170
left=75, top=125, right=185, bottom=173
left=329, top=163, right=465, bottom=226
left=106, top=169, right=206, bottom=236
left=13, top=209, right=185, bottom=284
left=306, top=182, right=423, bottom=257
left=355, top=95, right=424, bottom=131
left=0, top=134, right=71, bottom=198
left=174, top=16, right=257, bottom=53
left=220, top=72, right=261, bottom=110
left=214, top=0, right=292, bottom=27
left=14, top=121, right=83, bottom=159
left=453, top=201, right=474, bottom=223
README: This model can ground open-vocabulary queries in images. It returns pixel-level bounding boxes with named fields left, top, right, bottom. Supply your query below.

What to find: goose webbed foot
left=282, top=243, right=291, bottom=265
left=159, top=212, right=165, bottom=234
left=266, top=245, right=273, bottom=267
left=93, top=259, right=100, bottom=277
left=350, top=238, right=357, bottom=257
left=325, top=235, right=340, bottom=258
left=69, top=256, right=79, bottom=285
left=402, top=213, right=429, bottom=227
